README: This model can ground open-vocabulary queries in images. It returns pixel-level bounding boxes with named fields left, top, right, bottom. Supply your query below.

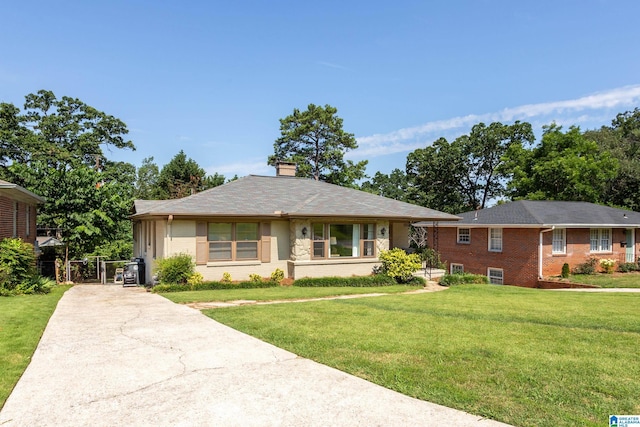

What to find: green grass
left=0, top=286, right=71, bottom=409
left=161, top=285, right=421, bottom=304
left=204, top=285, right=640, bottom=427
left=571, top=272, right=640, bottom=287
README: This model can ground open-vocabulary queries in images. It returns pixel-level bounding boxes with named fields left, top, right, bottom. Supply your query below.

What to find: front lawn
left=571, top=272, right=640, bottom=287
left=161, top=285, right=422, bottom=304
left=0, top=285, right=70, bottom=409
left=204, top=285, right=640, bottom=427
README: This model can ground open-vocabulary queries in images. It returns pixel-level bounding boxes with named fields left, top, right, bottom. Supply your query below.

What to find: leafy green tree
left=404, top=121, right=533, bottom=213
left=134, top=156, right=160, bottom=199
left=405, top=137, right=468, bottom=213
left=155, top=150, right=225, bottom=199
left=361, top=169, right=409, bottom=201
left=268, top=104, right=367, bottom=187
left=461, top=121, right=534, bottom=209
left=587, top=108, right=640, bottom=210
left=0, top=90, right=136, bottom=260
left=507, top=124, right=618, bottom=202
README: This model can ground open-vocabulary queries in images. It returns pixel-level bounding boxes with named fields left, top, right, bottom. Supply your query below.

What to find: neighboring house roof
left=132, top=175, right=460, bottom=222
left=36, top=236, right=63, bottom=247
left=427, top=200, right=640, bottom=228
left=0, top=179, right=45, bottom=204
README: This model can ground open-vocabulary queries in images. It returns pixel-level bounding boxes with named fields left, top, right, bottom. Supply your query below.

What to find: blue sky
left=2, top=1, right=640, bottom=179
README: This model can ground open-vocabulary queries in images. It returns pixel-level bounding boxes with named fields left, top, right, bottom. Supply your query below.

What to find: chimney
left=276, top=162, right=297, bottom=177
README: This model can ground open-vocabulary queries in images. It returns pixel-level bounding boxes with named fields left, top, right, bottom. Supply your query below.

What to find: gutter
left=539, top=227, right=555, bottom=279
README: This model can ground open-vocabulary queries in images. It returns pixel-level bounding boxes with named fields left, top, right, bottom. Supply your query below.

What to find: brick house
left=0, top=179, right=44, bottom=243
left=419, top=201, right=640, bottom=287
left=131, top=164, right=459, bottom=284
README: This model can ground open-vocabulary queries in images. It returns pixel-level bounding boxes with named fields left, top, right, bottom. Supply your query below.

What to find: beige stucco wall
left=194, top=220, right=290, bottom=282
left=145, top=217, right=397, bottom=283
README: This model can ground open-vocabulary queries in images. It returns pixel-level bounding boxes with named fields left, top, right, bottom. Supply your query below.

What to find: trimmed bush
left=151, top=280, right=279, bottom=293
left=572, top=257, right=598, bottom=275
left=561, top=263, right=570, bottom=279
left=378, top=248, right=422, bottom=283
left=618, top=262, right=638, bottom=273
left=221, top=272, right=232, bottom=283
left=294, top=275, right=397, bottom=287
left=187, top=272, right=204, bottom=287
left=439, top=273, right=489, bottom=287
left=249, top=273, right=263, bottom=283
left=154, top=253, right=194, bottom=284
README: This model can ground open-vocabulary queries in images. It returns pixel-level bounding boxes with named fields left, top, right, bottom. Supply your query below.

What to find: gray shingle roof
left=0, top=179, right=45, bottom=204
left=132, top=175, right=460, bottom=221
left=434, top=200, right=640, bottom=227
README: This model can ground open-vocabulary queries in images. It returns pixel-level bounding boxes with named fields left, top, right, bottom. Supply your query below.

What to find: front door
left=626, top=229, right=635, bottom=263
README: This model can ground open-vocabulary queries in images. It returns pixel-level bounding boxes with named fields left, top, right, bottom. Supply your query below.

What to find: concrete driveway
left=0, top=285, right=510, bottom=426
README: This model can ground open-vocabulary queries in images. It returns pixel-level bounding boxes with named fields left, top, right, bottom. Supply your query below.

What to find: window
left=457, top=228, right=470, bottom=244
left=208, top=222, right=259, bottom=261
left=451, top=263, right=464, bottom=274
left=488, top=228, right=502, bottom=252
left=312, top=223, right=376, bottom=259
left=590, top=228, right=611, bottom=253
left=488, top=268, right=504, bottom=285
left=552, top=228, right=566, bottom=254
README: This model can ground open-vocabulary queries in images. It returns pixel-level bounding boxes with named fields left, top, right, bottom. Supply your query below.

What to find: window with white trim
left=552, top=228, right=566, bottom=254
left=590, top=228, right=611, bottom=253
left=450, top=263, right=464, bottom=274
left=312, top=223, right=376, bottom=259
left=488, top=268, right=504, bottom=285
left=457, top=228, right=470, bottom=244
left=488, top=228, right=502, bottom=252
left=208, top=222, right=259, bottom=261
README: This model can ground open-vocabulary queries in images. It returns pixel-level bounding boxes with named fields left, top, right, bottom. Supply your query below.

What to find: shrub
left=154, top=253, right=194, bottom=284
left=439, top=273, right=489, bottom=287
left=618, top=262, right=638, bottom=273
left=0, top=238, right=37, bottom=291
left=187, top=272, right=204, bottom=287
left=561, top=263, right=570, bottom=279
left=151, top=284, right=191, bottom=293
left=221, top=272, right=232, bottom=283
left=270, top=268, right=285, bottom=284
left=599, top=258, right=616, bottom=274
left=378, top=248, right=422, bottom=283
left=249, top=273, right=263, bottom=283
left=572, top=257, right=598, bottom=275
left=15, top=276, right=56, bottom=295
left=294, top=275, right=398, bottom=287
left=417, top=247, right=446, bottom=269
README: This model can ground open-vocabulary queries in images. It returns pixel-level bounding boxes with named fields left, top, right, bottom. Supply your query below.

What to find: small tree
left=378, top=248, right=422, bottom=283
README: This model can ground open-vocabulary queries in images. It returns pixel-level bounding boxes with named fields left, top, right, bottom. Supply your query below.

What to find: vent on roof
left=276, top=162, right=297, bottom=177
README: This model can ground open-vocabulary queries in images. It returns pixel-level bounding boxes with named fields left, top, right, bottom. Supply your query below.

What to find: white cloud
left=317, top=61, right=353, bottom=71
left=352, top=84, right=640, bottom=158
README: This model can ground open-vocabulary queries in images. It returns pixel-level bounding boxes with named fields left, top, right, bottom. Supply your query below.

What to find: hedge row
left=293, top=274, right=424, bottom=287
left=439, top=273, right=489, bottom=287
left=152, top=280, right=279, bottom=293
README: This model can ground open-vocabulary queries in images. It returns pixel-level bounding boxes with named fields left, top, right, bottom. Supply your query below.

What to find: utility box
left=123, top=258, right=145, bottom=287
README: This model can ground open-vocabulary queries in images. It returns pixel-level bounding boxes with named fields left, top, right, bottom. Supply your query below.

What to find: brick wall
left=0, top=195, right=38, bottom=243
left=437, top=227, right=540, bottom=287
left=436, top=225, right=638, bottom=288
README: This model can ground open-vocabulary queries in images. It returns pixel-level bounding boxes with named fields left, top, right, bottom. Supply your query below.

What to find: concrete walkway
left=0, top=285, right=510, bottom=427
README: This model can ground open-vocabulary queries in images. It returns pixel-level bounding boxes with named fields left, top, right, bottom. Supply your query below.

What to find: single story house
left=419, top=200, right=640, bottom=287
left=0, top=179, right=44, bottom=243
left=131, top=164, right=459, bottom=284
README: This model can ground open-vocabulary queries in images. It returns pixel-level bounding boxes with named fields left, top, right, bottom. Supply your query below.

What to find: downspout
left=167, top=215, right=173, bottom=256
left=539, top=227, right=555, bottom=279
